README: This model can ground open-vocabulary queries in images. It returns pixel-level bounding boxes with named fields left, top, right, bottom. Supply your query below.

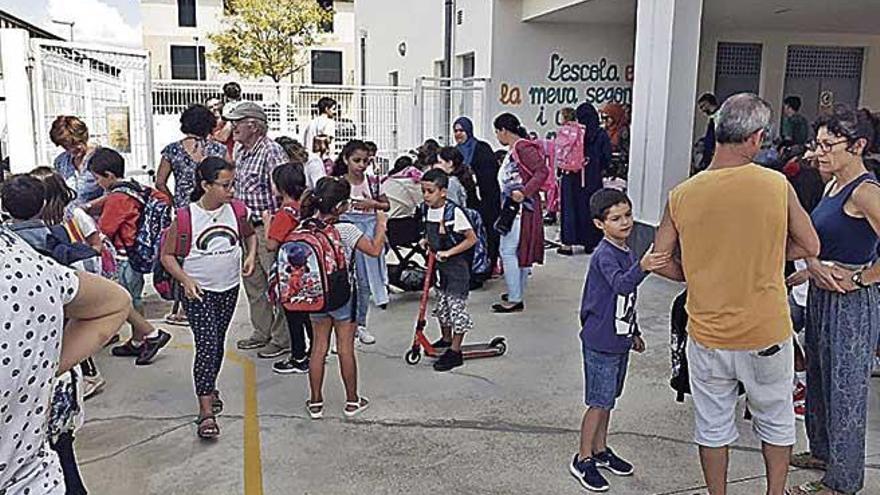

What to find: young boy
left=88, top=148, right=171, bottom=365
left=570, top=188, right=670, bottom=492
left=420, top=169, right=478, bottom=372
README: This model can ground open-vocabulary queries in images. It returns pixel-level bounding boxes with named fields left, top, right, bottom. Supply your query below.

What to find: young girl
left=435, top=146, right=480, bottom=210
left=161, top=157, right=257, bottom=439
left=266, top=163, right=314, bottom=374
left=303, top=176, right=387, bottom=419
left=332, top=140, right=391, bottom=345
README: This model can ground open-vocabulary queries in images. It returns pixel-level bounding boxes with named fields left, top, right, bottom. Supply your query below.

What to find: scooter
left=404, top=252, right=508, bottom=365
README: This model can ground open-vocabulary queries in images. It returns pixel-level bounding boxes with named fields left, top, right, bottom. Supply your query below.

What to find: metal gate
left=31, top=40, right=154, bottom=180
left=413, top=77, right=489, bottom=146
left=783, top=45, right=864, bottom=123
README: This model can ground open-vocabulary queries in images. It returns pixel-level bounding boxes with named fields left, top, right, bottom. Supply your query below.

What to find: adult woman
left=207, top=97, right=233, bottom=161
left=455, top=116, right=501, bottom=273
left=50, top=116, right=104, bottom=212
left=602, top=103, right=631, bottom=179
left=491, top=113, right=547, bottom=313
left=789, top=105, right=880, bottom=495
left=558, top=103, right=611, bottom=255
left=156, top=104, right=228, bottom=209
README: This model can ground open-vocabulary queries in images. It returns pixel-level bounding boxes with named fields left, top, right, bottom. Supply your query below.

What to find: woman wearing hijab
left=558, top=103, right=612, bottom=255
left=602, top=103, right=631, bottom=180
left=454, top=116, right=502, bottom=275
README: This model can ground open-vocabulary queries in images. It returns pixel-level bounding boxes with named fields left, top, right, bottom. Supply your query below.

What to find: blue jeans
left=499, top=216, right=529, bottom=303
left=117, top=259, right=145, bottom=312
left=581, top=345, right=629, bottom=410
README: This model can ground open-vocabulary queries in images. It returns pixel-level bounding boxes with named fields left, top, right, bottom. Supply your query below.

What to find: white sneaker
left=82, top=374, right=106, bottom=400
left=357, top=326, right=376, bottom=345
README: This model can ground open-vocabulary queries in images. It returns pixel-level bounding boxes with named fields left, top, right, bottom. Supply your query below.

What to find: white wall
left=142, top=0, right=225, bottom=80
left=489, top=0, right=634, bottom=139
left=695, top=29, right=880, bottom=137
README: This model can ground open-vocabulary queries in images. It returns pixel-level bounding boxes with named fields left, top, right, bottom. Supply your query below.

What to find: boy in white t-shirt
left=302, top=97, right=337, bottom=151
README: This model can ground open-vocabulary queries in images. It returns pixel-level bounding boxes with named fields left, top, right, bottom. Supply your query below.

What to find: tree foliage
left=208, top=0, right=333, bottom=82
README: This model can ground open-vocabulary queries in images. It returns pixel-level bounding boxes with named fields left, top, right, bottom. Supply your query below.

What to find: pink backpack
left=554, top=122, right=586, bottom=174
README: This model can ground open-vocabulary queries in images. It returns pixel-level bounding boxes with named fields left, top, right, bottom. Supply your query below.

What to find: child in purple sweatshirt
left=569, top=188, right=671, bottom=492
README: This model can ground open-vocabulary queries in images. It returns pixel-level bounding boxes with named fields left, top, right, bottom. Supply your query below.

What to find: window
left=388, top=71, right=399, bottom=86
left=170, top=45, right=206, bottom=80
left=178, top=0, right=196, bottom=27
left=714, top=42, right=762, bottom=102
left=461, top=53, right=475, bottom=78
left=311, top=50, right=342, bottom=85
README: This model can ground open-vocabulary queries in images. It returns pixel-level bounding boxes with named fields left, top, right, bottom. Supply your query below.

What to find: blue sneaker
left=594, top=447, right=634, bottom=476
left=569, top=454, right=610, bottom=492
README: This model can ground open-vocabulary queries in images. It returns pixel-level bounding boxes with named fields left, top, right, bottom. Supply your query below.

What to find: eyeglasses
left=210, top=180, right=235, bottom=190
left=230, top=120, right=254, bottom=128
left=806, top=138, right=849, bottom=153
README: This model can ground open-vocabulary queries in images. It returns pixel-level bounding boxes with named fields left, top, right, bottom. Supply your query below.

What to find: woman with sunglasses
left=788, top=105, right=880, bottom=495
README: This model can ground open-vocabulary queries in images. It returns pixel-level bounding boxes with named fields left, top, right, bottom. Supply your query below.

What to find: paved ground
left=76, top=247, right=880, bottom=495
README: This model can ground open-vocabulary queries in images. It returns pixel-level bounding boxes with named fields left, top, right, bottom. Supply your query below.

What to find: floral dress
left=162, top=139, right=227, bottom=208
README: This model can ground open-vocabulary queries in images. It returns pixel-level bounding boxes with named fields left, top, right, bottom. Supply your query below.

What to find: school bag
left=270, top=218, right=351, bottom=313
left=110, top=181, right=173, bottom=274
left=7, top=221, right=101, bottom=275
left=511, top=139, right=555, bottom=193
left=669, top=290, right=691, bottom=402
left=153, top=200, right=249, bottom=301
left=61, top=213, right=118, bottom=280
left=419, top=200, right=490, bottom=276
left=555, top=122, right=588, bottom=189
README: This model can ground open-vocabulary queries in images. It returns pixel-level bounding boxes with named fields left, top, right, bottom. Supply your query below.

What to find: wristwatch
left=852, top=270, right=870, bottom=289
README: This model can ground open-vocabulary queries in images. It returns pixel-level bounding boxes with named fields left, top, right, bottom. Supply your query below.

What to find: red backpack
left=511, top=139, right=555, bottom=192
left=270, top=218, right=351, bottom=312
left=153, top=200, right=249, bottom=300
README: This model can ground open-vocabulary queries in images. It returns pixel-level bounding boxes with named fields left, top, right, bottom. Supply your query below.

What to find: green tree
left=208, top=0, right=333, bottom=83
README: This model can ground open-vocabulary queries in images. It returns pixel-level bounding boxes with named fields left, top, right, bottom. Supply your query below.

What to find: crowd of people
left=1, top=85, right=879, bottom=495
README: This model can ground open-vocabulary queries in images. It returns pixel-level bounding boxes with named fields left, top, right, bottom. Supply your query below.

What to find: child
left=160, top=157, right=257, bottom=439
left=333, top=140, right=391, bottom=345
left=420, top=169, right=478, bottom=371
left=433, top=146, right=479, bottom=210
left=88, top=148, right=172, bottom=366
left=266, top=163, right=314, bottom=374
left=303, top=176, right=388, bottom=420
left=569, top=188, right=670, bottom=492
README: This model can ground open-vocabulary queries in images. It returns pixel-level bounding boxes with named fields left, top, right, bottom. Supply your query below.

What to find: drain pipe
left=442, top=0, right=453, bottom=143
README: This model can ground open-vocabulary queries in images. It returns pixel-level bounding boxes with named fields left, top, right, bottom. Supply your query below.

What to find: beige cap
left=223, top=101, right=267, bottom=122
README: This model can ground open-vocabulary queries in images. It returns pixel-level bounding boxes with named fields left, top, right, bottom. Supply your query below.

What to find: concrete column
left=628, top=0, right=703, bottom=231
left=1, top=30, right=37, bottom=173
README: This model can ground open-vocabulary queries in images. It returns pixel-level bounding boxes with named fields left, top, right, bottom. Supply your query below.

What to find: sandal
left=343, top=397, right=370, bottom=418
left=163, top=313, right=189, bottom=327
left=212, top=391, right=224, bottom=415
left=196, top=415, right=220, bottom=439
left=786, top=481, right=844, bottom=495
left=306, top=400, right=324, bottom=420
left=790, top=452, right=827, bottom=470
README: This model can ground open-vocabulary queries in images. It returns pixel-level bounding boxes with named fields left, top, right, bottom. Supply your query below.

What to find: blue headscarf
left=454, top=116, right=477, bottom=166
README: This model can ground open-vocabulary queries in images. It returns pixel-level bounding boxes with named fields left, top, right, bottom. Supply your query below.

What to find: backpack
left=670, top=290, right=691, bottom=402
left=419, top=201, right=490, bottom=276
left=555, top=122, right=587, bottom=174
left=7, top=221, right=101, bottom=275
left=511, top=139, right=555, bottom=193
left=270, top=218, right=351, bottom=313
left=61, top=214, right=118, bottom=279
left=111, top=181, right=173, bottom=273
left=153, top=200, right=249, bottom=301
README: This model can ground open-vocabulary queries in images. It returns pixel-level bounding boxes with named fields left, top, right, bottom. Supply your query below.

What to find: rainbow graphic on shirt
left=196, top=225, right=239, bottom=252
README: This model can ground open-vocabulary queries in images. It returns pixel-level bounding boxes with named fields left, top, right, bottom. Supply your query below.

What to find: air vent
left=716, top=42, right=762, bottom=77
left=786, top=45, right=864, bottom=79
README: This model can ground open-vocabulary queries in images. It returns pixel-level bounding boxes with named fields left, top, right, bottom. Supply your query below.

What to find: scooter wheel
left=405, top=349, right=422, bottom=365
left=490, top=337, right=507, bottom=356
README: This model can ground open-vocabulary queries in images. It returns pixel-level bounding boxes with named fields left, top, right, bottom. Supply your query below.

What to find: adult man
left=224, top=101, right=291, bottom=358
left=302, top=96, right=337, bottom=152
left=781, top=96, right=810, bottom=147
left=696, top=93, right=720, bottom=172
left=653, top=93, right=820, bottom=495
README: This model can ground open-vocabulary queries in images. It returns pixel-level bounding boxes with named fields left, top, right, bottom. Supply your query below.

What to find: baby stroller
left=387, top=215, right=428, bottom=292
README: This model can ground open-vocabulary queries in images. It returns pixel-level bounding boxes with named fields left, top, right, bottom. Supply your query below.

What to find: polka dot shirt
left=0, top=228, right=80, bottom=494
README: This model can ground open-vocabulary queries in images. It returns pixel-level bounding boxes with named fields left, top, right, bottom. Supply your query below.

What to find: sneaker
left=135, top=330, right=172, bottom=366
left=257, top=343, right=290, bottom=359
left=431, top=338, right=452, bottom=350
left=330, top=339, right=338, bottom=355
left=795, top=402, right=806, bottom=422
left=236, top=337, right=269, bottom=350
left=111, top=339, right=142, bottom=357
left=569, top=454, right=609, bottom=492
left=357, top=326, right=376, bottom=345
left=793, top=381, right=806, bottom=403
left=433, top=349, right=463, bottom=372
left=82, top=374, right=106, bottom=400
left=272, top=357, right=309, bottom=374
left=594, top=447, right=634, bottom=476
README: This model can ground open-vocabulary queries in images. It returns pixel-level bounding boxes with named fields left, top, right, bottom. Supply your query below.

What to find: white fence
left=31, top=40, right=154, bottom=180
left=152, top=80, right=415, bottom=171
left=413, top=77, right=490, bottom=146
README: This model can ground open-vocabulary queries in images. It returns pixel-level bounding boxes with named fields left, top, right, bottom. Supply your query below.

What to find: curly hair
left=180, top=104, right=217, bottom=138
left=814, top=103, right=875, bottom=154
left=50, top=115, right=89, bottom=147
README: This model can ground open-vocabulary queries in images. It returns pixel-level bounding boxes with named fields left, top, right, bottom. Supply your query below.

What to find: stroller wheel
left=405, top=349, right=422, bottom=365
left=490, top=337, right=508, bottom=356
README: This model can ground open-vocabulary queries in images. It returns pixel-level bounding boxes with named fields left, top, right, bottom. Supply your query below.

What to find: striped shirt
left=233, top=136, right=287, bottom=217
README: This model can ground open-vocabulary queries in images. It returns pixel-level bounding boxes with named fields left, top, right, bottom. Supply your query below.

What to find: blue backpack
left=421, top=201, right=490, bottom=276
left=111, top=181, right=173, bottom=274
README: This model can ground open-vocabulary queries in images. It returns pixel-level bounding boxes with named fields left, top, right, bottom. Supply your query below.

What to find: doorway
left=783, top=45, right=864, bottom=123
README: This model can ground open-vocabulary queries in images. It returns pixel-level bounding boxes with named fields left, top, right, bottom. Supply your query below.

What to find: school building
left=355, top=0, right=880, bottom=232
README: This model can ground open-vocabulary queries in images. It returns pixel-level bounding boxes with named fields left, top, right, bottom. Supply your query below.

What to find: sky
left=0, top=0, right=142, bottom=48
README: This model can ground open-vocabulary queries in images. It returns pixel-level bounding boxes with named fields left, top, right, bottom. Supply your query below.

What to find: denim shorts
left=117, top=258, right=145, bottom=311
left=582, top=345, right=630, bottom=410
left=310, top=296, right=355, bottom=323
left=788, top=294, right=806, bottom=334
